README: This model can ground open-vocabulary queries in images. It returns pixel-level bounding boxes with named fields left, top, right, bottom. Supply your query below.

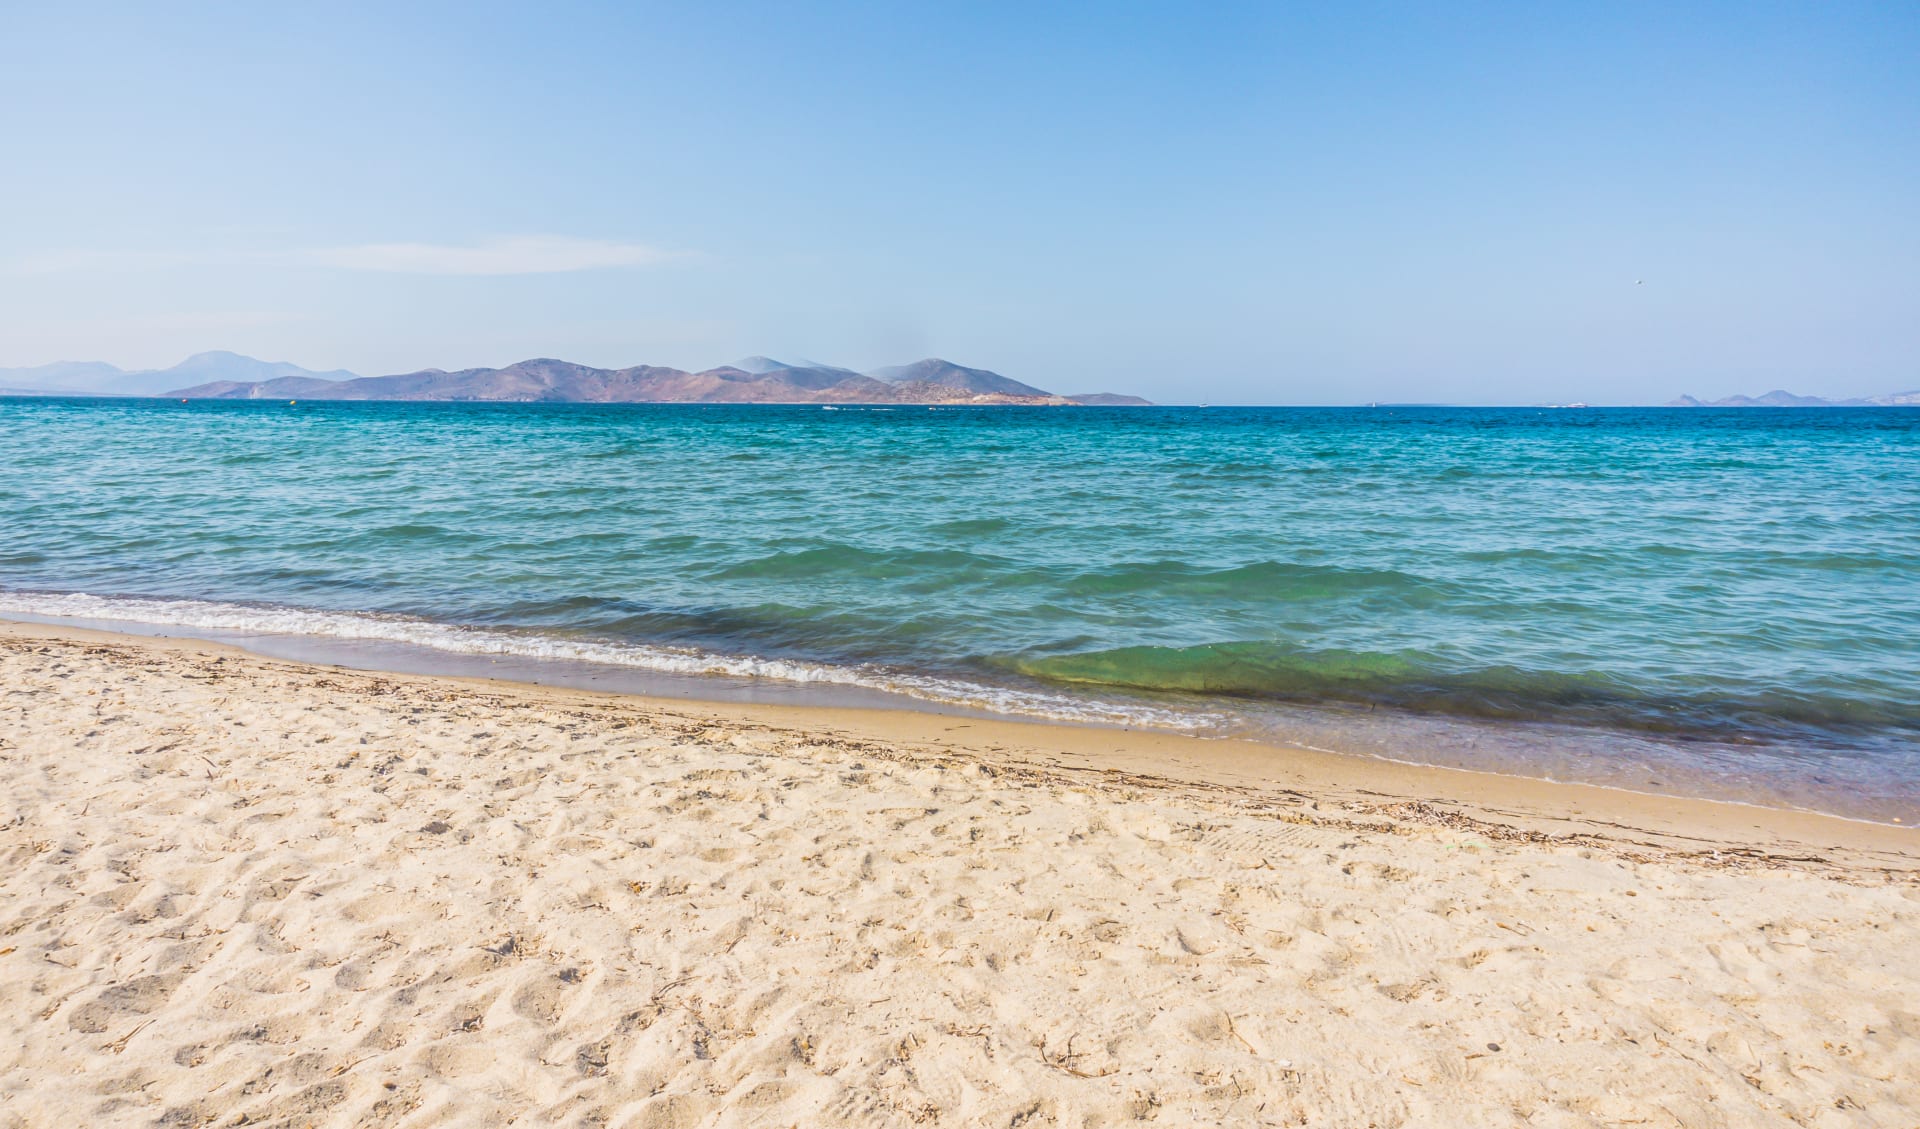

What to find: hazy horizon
left=2, top=3, right=1914, bottom=405
left=4, top=347, right=1917, bottom=406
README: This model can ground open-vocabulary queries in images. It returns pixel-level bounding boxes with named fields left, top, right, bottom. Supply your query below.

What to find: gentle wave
left=1057, top=559, right=1451, bottom=603
left=1013, top=641, right=1920, bottom=740
left=0, top=590, right=1218, bottom=732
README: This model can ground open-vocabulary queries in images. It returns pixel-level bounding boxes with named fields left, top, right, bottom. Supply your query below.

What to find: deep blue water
left=3, top=397, right=1916, bottom=820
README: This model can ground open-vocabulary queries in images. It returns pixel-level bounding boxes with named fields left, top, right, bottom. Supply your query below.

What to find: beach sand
left=2, top=622, right=1916, bottom=1127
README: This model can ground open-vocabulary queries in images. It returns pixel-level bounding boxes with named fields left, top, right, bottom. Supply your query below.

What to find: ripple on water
left=1, top=400, right=1916, bottom=820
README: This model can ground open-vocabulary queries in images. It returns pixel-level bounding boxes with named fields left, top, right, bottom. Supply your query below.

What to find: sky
left=1, top=1, right=1915, bottom=404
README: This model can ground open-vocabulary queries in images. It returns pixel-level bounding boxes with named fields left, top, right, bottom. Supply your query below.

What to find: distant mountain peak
left=0, top=351, right=360, bottom=398
left=867, top=358, right=1050, bottom=398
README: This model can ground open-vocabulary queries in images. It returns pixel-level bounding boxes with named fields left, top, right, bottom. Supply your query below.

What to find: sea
left=3, top=397, right=1915, bottom=823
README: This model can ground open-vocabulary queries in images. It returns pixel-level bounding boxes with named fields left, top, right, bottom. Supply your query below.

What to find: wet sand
left=2, top=621, right=1916, bottom=1127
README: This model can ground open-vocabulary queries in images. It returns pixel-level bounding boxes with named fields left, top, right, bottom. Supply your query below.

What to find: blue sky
left=1, top=1, right=1914, bottom=403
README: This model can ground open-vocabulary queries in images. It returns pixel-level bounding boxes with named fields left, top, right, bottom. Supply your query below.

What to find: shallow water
left=3, top=397, right=1915, bottom=820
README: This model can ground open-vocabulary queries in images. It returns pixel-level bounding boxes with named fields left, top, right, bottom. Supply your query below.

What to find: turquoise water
left=3, top=397, right=1916, bottom=820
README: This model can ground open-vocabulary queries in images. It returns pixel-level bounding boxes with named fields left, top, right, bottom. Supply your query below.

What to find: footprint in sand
left=67, top=972, right=185, bottom=1034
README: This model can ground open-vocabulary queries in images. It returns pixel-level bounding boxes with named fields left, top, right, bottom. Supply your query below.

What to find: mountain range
left=0, top=352, right=1149, bottom=406
left=171, top=355, right=1150, bottom=405
left=0, top=352, right=360, bottom=398
left=1669, top=389, right=1920, bottom=407
left=19, top=357, right=1908, bottom=408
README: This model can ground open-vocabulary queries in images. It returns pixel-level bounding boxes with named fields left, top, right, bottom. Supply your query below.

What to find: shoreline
left=4, top=590, right=1913, bottom=827
left=5, top=618, right=1913, bottom=865
left=5, top=619, right=1918, bottom=1125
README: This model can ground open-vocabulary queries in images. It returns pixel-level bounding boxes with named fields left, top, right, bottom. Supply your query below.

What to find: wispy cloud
left=305, top=235, right=682, bottom=275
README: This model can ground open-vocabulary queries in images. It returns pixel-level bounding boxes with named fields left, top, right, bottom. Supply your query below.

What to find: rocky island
left=168, top=355, right=1151, bottom=406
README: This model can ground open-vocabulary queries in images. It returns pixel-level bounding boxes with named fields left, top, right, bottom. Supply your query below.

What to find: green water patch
left=928, top=517, right=1015, bottom=536
left=705, top=543, right=1017, bottom=583
left=1059, top=560, right=1453, bottom=606
left=1010, top=641, right=1920, bottom=739
left=1015, top=642, right=1436, bottom=695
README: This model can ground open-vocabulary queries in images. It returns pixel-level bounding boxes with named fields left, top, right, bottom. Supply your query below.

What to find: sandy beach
left=2, top=621, right=1916, bottom=1128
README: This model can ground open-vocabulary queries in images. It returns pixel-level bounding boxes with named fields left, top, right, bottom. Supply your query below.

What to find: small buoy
left=289, top=400, right=297, bottom=405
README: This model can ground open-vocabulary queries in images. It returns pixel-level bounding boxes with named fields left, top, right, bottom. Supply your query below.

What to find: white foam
left=0, top=590, right=1218, bottom=731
